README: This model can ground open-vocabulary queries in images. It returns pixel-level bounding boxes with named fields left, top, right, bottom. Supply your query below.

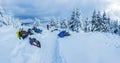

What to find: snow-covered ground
left=0, top=26, right=120, bottom=63
left=0, top=26, right=62, bottom=63
left=59, top=32, right=120, bottom=63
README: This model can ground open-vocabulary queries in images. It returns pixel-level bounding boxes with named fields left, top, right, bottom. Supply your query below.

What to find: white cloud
left=104, top=0, right=120, bottom=20
left=1, top=0, right=120, bottom=20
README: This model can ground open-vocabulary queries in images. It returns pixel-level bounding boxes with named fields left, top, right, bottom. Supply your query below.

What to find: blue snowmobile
left=32, top=27, right=42, bottom=33
left=58, top=31, right=70, bottom=38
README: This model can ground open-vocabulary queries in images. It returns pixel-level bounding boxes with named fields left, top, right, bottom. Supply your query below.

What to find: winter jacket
left=16, top=31, right=20, bottom=39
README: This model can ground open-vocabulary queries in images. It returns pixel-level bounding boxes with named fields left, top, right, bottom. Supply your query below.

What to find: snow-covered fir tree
left=96, top=11, right=104, bottom=32
left=0, top=8, right=3, bottom=17
left=110, top=20, right=119, bottom=34
left=91, top=11, right=110, bottom=32
left=49, top=18, right=56, bottom=27
left=107, top=17, right=111, bottom=32
left=68, top=9, right=82, bottom=32
left=12, top=18, right=21, bottom=28
left=0, top=7, right=21, bottom=28
left=60, top=19, right=68, bottom=29
left=102, top=12, right=110, bottom=32
left=0, top=8, right=8, bottom=26
left=49, top=18, right=59, bottom=31
left=91, top=10, right=97, bottom=32
left=118, top=25, right=120, bottom=36
left=33, top=18, right=41, bottom=27
left=83, top=18, right=91, bottom=32
left=56, top=20, right=60, bottom=29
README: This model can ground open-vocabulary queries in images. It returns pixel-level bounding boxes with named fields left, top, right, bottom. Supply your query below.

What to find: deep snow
left=0, top=26, right=62, bottom=63
left=0, top=26, right=120, bottom=63
left=59, top=32, right=120, bottom=63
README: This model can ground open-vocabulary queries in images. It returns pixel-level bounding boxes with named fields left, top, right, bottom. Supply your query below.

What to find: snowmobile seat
left=51, top=29, right=59, bottom=32
left=64, top=32, right=70, bottom=36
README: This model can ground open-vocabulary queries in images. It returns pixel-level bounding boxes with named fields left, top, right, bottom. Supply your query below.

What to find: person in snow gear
left=29, top=37, right=41, bottom=48
left=27, top=28, right=33, bottom=35
left=16, top=28, right=28, bottom=39
left=58, top=31, right=70, bottom=38
left=47, top=24, right=49, bottom=30
left=32, top=26, right=37, bottom=31
left=20, top=29, right=28, bottom=39
left=32, top=27, right=42, bottom=33
left=16, top=29, right=21, bottom=39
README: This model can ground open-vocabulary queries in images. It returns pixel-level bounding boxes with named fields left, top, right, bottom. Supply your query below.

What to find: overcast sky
left=0, top=0, right=120, bottom=20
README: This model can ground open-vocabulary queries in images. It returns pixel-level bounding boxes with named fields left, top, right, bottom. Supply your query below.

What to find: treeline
left=48, top=9, right=120, bottom=35
left=1, top=7, right=120, bottom=36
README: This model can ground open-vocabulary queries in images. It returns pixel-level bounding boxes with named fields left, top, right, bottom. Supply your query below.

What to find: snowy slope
left=0, top=26, right=120, bottom=63
left=59, top=31, right=120, bottom=63
left=0, top=26, right=62, bottom=63
left=0, top=26, right=18, bottom=63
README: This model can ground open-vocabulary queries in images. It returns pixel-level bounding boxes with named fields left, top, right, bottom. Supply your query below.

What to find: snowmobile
left=32, top=27, right=42, bottom=33
left=27, top=28, right=34, bottom=35
left=16, top=29, right=28, bottom=39
left=58, top=31, right=70, bottom=38
left=51, top=28, right=59, bottom=32
left=20, top=30, right=28, bottom=39
left=29, top=38, right=41, bottom=48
